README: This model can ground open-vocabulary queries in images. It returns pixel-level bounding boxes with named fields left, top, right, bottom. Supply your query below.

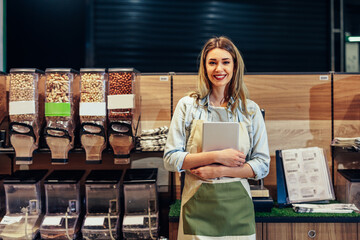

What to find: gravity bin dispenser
left=82, top=170, right=123, bottom=240
left=44, top=69, right=78, bottom=164
left=107, top=68, right=141, bottom=165
left=79, top=68, right=107, bottom=164
left=0, top=170, right=47, bottom=240
left=8, top=69, right=45, bottom=165
left=122, top=168, right=158, bottom=239
left=40, top=170, right=85, bottom=240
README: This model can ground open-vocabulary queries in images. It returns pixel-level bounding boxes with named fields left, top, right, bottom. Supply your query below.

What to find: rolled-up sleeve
left=163, top=97, right=190, bottom=172
left=246, top=104, right=270, bottom=180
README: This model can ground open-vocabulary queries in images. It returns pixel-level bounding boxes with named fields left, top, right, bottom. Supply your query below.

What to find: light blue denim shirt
left=163, top=95, right=270, bottom=180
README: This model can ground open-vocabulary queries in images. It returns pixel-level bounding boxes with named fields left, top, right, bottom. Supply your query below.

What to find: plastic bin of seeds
left=107, top=68, right=140, bottom=123
left=0, top=71, right=6, bottom=125
left=9, top=69, right=45, bottom=164
left=79, top=68, right=107, bottom=163
left=44, top=68, right=78, bottom=163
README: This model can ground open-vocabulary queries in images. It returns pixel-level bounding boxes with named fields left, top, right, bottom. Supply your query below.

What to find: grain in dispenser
left=9, top=68, right=45, bottom=165
left=79, top=68, right=107, bottom=164
left=44, top=68, right=78, bottom=164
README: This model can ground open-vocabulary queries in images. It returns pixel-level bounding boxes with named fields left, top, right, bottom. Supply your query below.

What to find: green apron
left=178, top=119, right=256, bottom=240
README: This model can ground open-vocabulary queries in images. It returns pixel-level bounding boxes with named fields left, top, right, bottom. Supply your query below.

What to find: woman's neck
left=209, top=89, right=228, bottom=107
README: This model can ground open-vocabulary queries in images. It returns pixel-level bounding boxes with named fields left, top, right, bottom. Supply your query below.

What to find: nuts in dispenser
left=45, top=73, right=70, bottom=103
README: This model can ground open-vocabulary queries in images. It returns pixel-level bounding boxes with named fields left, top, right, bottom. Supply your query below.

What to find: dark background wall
left=6, top=0, right=357, bottom=73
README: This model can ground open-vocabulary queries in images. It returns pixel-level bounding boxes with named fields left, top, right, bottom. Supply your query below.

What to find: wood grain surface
left=140, top=74, right=171, bottom=130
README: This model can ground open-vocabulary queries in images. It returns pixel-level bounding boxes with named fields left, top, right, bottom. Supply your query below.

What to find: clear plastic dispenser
left=9, top=69, right=45, bottom=165
left=79, top=68, right=107, bottom=164
left=0, top=72, right=6, bottom=125
left=107, top=68, right=141, bottom=165
left=40, top=170, right=84, bottom=240
left=0, top=170, right=47, bottom=240
left=122, top=168, right=158, bottom=239
left=336, top=169, right=360, bottom=209
left=44, top=68, right=78, bottom=164
left=82, top=170, right=123, bottom=240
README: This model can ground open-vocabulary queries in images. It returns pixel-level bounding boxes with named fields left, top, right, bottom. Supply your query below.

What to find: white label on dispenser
left=80, top=102, right=106, bottom=116
left=123, top=216, right=144, bottom=226
left=41, top=216, right=62, bottom=226
left=107, top=94, right=134, bottom=109
left=9, top=101, right=36, bottom=115
left=0, top=216, right=22, bottom=225
left=84, top=217, right=105, bottom=226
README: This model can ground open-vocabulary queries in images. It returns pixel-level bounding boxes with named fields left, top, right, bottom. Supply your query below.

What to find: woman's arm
left=190, top=163, right=255, bottom=179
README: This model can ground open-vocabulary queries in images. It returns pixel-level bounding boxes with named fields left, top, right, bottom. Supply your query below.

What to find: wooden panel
left=0, top=75, right=7, bottom=124
left=333, top=74, right=360, bottom=186
left=172, top=74, right=197, bottom=113
left=292, top=222, right=358, bottom=240
left=169, top=222, right=179, bottom=240
left=265, top=222, right=293, bottom=240
left=140, top=74, right=171, bottom=130
left=256, top=222, right=262, bottom=240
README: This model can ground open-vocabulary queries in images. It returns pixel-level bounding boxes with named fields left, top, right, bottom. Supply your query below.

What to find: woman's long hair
left=190, top=36, right=249, bottom=115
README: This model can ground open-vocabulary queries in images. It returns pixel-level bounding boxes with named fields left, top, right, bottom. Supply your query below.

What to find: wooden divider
left=173, top=73, right=332, bottom=199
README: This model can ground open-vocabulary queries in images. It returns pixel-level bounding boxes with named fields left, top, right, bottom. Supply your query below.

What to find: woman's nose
left=215, top=63, right=223, bottom=71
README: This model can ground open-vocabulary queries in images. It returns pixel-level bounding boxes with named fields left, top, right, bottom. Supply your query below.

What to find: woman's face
left=205, top=48, right=234, bottom=91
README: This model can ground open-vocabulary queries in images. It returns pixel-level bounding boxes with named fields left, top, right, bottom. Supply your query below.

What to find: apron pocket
left=182, top=181, right=255, bottom=237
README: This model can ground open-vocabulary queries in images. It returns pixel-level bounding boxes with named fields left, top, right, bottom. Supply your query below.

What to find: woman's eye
left=223, top=61, right=230, bottom=65
left=208, top=61, right=216, bottom=65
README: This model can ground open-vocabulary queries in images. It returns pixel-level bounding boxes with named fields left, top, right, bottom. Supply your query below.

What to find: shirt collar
left=199, top=95, right=235, bottom=109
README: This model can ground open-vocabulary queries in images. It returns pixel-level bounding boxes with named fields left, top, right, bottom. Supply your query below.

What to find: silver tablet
left=202, top=122, right=239, bottom=152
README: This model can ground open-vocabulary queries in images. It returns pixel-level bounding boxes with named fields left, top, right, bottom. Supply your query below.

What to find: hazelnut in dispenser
left=107, top=68, right=141, bottom=164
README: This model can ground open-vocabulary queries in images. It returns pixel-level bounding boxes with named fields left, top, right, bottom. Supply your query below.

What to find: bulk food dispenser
left=44, top=68, right=78, bottom=164
left=79, top=68, right=107, bottom=164
left=40, top=170, right=85, bottom=240
left=0, top=170, right=47, bottom=240
left=122, top=168, right=158, bottom=239
left=82, top=170, right=123, bottom=240
left=107, top=68, right=141, bottom=164
left=8, top=69, right=45, bottom=165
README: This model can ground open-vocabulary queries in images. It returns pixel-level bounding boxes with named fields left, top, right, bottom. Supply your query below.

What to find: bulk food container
left=122, top=168, right=158, bottom=239
left=336, top=169, right=360, bottom=209
left=44, top=68, right=78, bottom=164
left=40, top=170, right=84, bottom=240
left=82, top=170, right=123, bottom=240
left=0, top=170, right=47, bottom=240
left=79, top=68, right=107, bottom=164
left=107, top=68, right=141, bottom=164
left=8, top=68, right=45, bottom=165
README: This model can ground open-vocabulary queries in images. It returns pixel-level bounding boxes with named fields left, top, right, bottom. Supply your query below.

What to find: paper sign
left=123, top=216, right=144, bottom=225
left=41, top=216, right=62, bottom=226
left=84, top=217, right=105, bottom=226
left=0, top=216, right=23, bottom=225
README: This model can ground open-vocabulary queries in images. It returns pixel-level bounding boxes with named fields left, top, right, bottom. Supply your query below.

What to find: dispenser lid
left=85, top=170, right=123, bottom=184
left=123, top=168, right=157, bottom=184
left=80, top=68, right=106, bottom=73
left=10, top=68, right=44, bottom=74
left=45, top=170, right=85, bottom=184
left=108, top=68, right=139, bottom=73
left=4, top=170, right=48, bottom=184
left=45, top=68, right=79, bottom=74
left=338, top=169, right=360, bottom=182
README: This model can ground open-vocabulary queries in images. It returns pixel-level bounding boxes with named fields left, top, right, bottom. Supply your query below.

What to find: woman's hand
left=190, top=164, right=224, bottom=179
left=214, top=148, right=246, bottom=167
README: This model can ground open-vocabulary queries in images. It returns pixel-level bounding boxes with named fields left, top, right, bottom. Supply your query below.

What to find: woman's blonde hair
left=190, top=36, right=249, bottom=115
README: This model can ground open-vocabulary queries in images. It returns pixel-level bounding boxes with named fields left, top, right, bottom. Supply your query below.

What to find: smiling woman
left=164, top=36, right=270, bottom=239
